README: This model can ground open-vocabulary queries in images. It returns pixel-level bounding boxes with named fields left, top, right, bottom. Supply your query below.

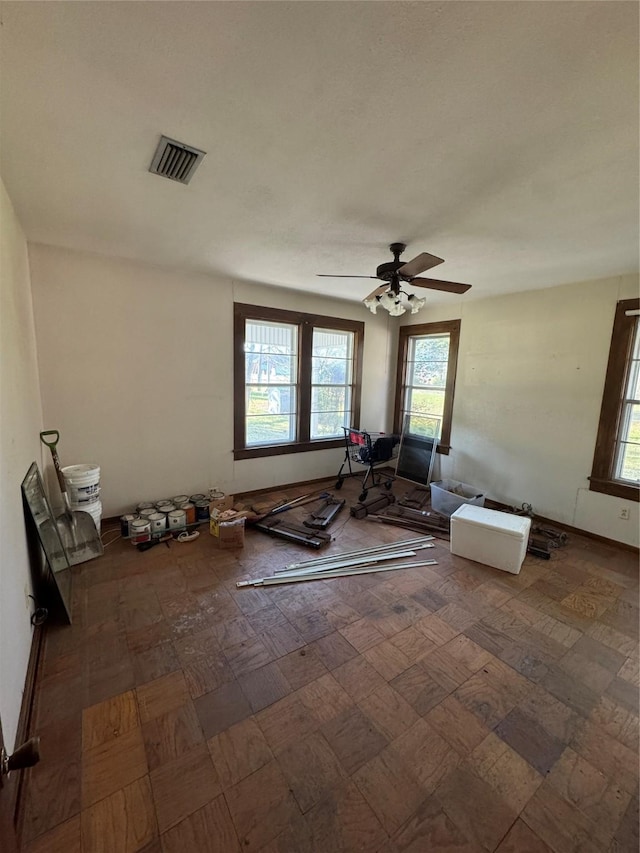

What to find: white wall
left=26, top=242, right=640, bottom=546
left=0, top=179, right=44, bottom=749
left=401, top=274, right=639, bottom=547
left=28, top=244, right=393, bottom=515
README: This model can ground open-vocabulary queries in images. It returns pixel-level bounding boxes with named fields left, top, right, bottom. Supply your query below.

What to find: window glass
left=395, top=320, right=460, bottom=454
left=590, top=299, right=640, bottom=501
left=615, top=323, right=640, bottom=483
left=244, top=321, right=297, bottom=446
left=234, top=306, right=363, bottom=458
left=310, top=329, right=354, bottom=439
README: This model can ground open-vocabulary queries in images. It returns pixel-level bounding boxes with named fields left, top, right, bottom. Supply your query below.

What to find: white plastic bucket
left=70, top=499, right=102, bottom=533
left=62, top=464, right=100, bottom=504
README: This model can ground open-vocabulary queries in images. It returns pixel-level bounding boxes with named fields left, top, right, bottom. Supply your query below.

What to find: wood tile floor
left=20, top=478, right=639, bottom=852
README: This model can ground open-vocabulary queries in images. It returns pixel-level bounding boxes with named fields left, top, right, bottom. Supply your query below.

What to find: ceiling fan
left=318, top=243, right=471, bottom=316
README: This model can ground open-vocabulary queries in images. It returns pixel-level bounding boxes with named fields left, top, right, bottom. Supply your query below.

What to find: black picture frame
left=21, top=462, right=72, bottom=623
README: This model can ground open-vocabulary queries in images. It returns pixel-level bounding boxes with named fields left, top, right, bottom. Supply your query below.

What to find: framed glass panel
left=395, top=321, right=460, bottom=455
left=234, top=304, right=364, bottom=458
left=310, top=386, right=350, bottom=439
left=311, top=409, right=351, bottom=439
left=246, top=412, right=297, bottom=446
left=246, top=386, right=296, bottom=446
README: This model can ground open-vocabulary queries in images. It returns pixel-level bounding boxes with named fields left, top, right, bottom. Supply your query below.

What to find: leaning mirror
left=21, top=461, right=72, bottom=623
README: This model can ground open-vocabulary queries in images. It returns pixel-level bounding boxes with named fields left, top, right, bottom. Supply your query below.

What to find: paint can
left=139, top=507, right=156, bottom=521
left=156, top=500, right=172, bottom=509
left=195, top=501, right=210, bottom=521
left=190, top=493, right=206, bottom=504
left=62, top=464, right=100, bottom=504
left=149, top=512, right=167, bottom=533
left=137, top=501, right=154, bottom=512
left=160, top=503, right=176, bottom=515
left=130, top=518, right=151, bottom=545
left=172, top=495, right=189, bottom=505
left=120, top=514, right=136, bottom=538
left=167, top=508, right=187, bottom=530
left=178, top=502, right=196, bottom=525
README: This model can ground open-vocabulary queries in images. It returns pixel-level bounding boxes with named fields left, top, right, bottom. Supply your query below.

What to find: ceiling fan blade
left=316, top=274, right=379, bottom=279
left=397, top=252, right=444, bottom=278
left=363, top=284, right=388, bottom=302
left=409, top=278, right=472, bottom=294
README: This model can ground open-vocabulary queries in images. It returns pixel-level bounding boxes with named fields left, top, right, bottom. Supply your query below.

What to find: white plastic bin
left=450, top=504, right=531, bottom=574
left=430, top=479, right=485, bottom=516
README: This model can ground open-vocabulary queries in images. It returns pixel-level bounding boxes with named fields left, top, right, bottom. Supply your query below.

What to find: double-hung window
left=394, top=320, right=461, bottom=454
left=234, top=304, right=363, bottom=459
left=590, top=298, right=640, bottom=501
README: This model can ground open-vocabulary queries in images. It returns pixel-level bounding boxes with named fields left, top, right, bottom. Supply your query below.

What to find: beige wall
left=27, top=242, right=640, bottom=546
left=28, top=244, right=393, bottom=515
left=401, top=273, right=640, bottom=547
left=0, top=179, right=44, bottom=749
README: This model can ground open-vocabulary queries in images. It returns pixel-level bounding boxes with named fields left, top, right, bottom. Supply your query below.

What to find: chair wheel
left=335, top=479, right=343, bottom=490
left=359, top=490, right=368, bottom=502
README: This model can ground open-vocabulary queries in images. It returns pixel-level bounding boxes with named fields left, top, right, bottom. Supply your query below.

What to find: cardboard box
left=210, top=512, right=245, bottom=548
left=209, top=493, right=234, bottom=513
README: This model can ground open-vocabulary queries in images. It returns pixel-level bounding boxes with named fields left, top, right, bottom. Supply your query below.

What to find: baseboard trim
left=485, top=499, right=639, bottom=555
left=9, top=622, right=45, bottom=839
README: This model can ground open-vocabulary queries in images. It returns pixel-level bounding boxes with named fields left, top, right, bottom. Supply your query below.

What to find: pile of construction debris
left=237, top=536, right=437, bottom=588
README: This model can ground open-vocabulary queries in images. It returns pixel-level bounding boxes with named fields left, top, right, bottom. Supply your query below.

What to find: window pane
left=246, top=414, right=296, bottom=446
left=407, top=360, right=448, bottom=388
left=311, top=410, right=350, bottom=439
left=407, top=387, right=445, bottom=420
left=411, top=335, right=449, bottom=362
left=245, top=353, right=296, bottom=384
left=246, top=385, right=295, bottom=415
left=313, top=329, right=353, bottom=360
left=312, top=357, right=349, bottom=385
left=312, top=329, right=354, bottom=386
left=616, top=403, right=640, bottom=482
left=311, top=386, right=350, bottom=439
left=631, top=360, right=640, bottom=401
left=246, top=386, right=296, bottom=446
left=312, top=386, right=347, bottom=412
left=245, top=321, right=298, bottom=384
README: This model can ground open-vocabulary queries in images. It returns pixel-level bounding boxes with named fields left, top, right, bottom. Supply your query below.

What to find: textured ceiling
left=0, top=1, right=638, bottom=304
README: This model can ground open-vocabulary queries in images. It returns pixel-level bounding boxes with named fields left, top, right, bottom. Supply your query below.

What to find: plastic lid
left=451, top=504, right=531, bottom=537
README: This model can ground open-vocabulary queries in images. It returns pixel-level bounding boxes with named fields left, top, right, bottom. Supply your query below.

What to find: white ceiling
left=1, top=1, right=638, bottom=304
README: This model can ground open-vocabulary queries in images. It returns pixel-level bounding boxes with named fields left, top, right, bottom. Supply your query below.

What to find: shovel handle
left=39, top=430, right=67, bottom=494
left=39, top=430, right=60, bottom=448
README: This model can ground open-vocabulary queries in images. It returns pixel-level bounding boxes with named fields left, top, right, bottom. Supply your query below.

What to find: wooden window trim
left=234, top=303, right=364, bottom=460
left=393, top=319, right=461, bottom=455
left=589, top=298, right=640, bottom=502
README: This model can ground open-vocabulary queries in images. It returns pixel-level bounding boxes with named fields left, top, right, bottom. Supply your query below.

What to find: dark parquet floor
left=20, top=476, right=639, bottom=852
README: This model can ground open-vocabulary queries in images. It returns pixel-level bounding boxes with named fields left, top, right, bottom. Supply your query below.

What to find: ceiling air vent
left=149, top=136, right=206, bottom=185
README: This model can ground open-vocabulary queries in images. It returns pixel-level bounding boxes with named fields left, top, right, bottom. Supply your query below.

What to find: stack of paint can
left=121, top=489, right=227, bottom=544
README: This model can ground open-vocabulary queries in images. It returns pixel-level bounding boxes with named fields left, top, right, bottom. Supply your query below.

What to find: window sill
left=588, top=478, right=640, bottom=502
left=234, top=438, right=344, bottom=460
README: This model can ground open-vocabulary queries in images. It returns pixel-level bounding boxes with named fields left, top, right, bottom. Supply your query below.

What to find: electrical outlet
left=619, top=507, right=629, bottom=520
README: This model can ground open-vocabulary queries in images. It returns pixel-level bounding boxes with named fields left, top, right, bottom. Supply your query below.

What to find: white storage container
left=450, top=504, right=531, bottom=574
left=430, top=479, right=485, bottom=516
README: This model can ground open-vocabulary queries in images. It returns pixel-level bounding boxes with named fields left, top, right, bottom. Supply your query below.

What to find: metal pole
left=284, top=536, right=434, bottom=570
left=236, top=559, right=438, bottom=588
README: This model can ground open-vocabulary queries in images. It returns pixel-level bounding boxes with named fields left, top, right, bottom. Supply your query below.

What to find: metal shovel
left=40, top=430, right=103, bottom=565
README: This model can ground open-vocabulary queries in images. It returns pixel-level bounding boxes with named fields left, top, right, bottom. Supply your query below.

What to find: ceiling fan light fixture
left=364, top=296, right=380, bottom=314
left=407, top=293, right=427, bottom=314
